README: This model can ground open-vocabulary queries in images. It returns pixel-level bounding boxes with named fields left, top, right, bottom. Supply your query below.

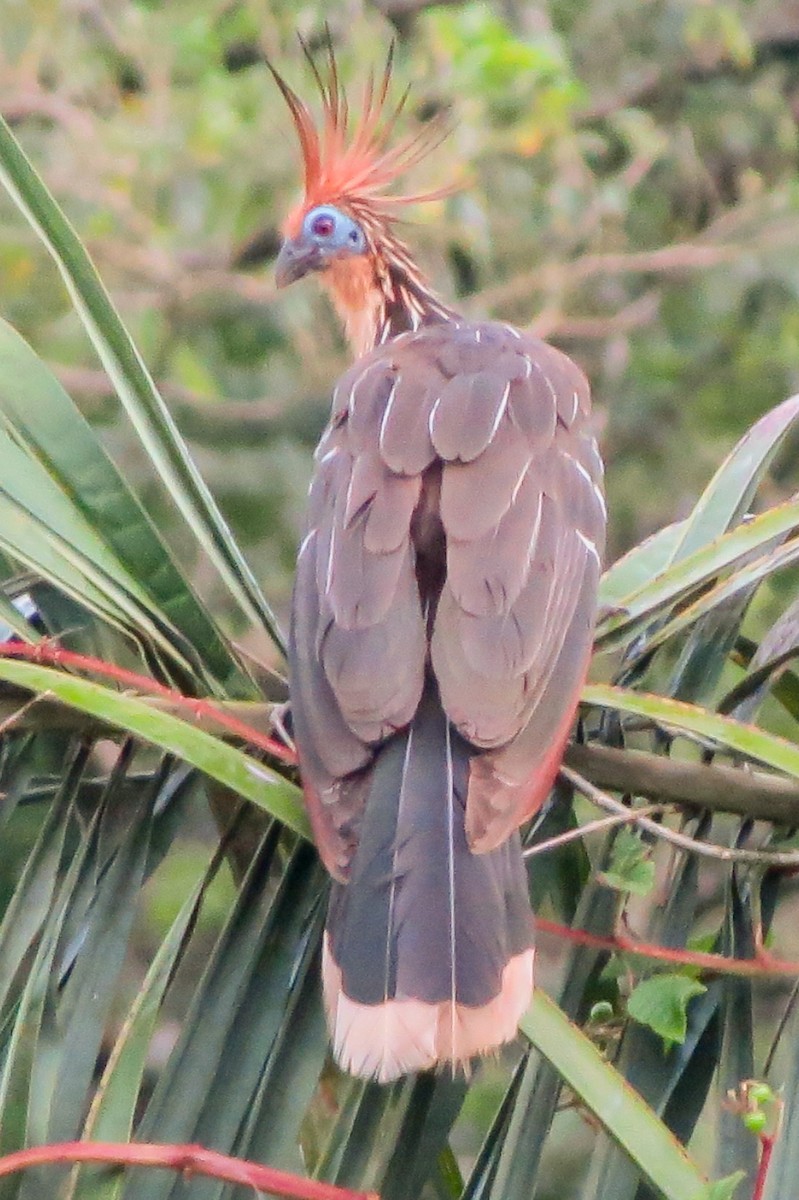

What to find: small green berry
left=742, top=1110, right=768, bottom=1134
left=589, top=1001, right=614, bottom=1024
left=748, top=1083, right=773, bottom=1106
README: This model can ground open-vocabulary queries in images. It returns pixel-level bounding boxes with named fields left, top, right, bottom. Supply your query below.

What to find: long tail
left=322, top=688, right=535, bottom=1082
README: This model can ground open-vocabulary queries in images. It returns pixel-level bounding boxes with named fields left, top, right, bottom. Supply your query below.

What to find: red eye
left=311, top=213, right=336, bottom=238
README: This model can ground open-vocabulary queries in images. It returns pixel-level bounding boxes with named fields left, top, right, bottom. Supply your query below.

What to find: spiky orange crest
left=268, top=39, right=450, bottom=240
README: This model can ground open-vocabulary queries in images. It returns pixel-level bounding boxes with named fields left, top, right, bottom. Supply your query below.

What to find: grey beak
left=275, top=238, right=323, bottom=287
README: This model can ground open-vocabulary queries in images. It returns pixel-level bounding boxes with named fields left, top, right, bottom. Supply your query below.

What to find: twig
left=764, top=978, right=799, bottom=1078
left=0, top=692, right=44, bottom=735
left=0, top=1140, right=376, bottom=1200
left=725, top=1082, right=783, bottom=1199
left=524, top=805, right=667, bottom=858
left=0, top=642, right=296, bottom=766
left=530, top=291, right=660, bottom=342
left=564, top=742, right=799, bottom=825
left=477, top=222, right=799, bottom=313
left=52, top=363, right=287, bottom=424
left=754, top=1134, right=776, bottom=1200
left=561, top=765, right=799, bottom=867
left=535, top=918, right=799, bottom=979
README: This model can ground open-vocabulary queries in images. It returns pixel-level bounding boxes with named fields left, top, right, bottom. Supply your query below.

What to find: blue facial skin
left=301, top=205, right=367, bottom=259
left=275, top=204, right=368, bottom=286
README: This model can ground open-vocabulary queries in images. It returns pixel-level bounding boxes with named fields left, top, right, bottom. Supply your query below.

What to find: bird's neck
left=323, top=253, right=456, bottom=357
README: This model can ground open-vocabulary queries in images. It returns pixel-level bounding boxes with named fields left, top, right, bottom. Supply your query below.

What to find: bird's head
left=274, top=203, right=368, bottom=288
left=268, top=39, right=450, bottom=351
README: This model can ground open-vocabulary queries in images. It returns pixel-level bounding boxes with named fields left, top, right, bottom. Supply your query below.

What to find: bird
left=270, top=41, right=606, bottom=1083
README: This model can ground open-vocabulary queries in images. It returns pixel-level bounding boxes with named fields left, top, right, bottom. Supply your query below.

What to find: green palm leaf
left=0, top=115, right=283, bottom=653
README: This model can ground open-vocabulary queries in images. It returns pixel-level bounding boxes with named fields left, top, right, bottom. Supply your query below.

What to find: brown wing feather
left=465, top=556, right=602, bottom=850
left=445, top=468, right=543, bottom=617
left=439, top=414, right=532, bottom=540
left=428, top=327, right=605, bottom=850
left=430, top=370, right=510, bottom=462
left=289, top=341, right=429, bottom=876
left=378, top=372, right=437, bottom=474
left=289, top=532, right=371, bottom=878
left=289, top=320, right=605, bottom=874
left=321, top=550, right=425, bottom=741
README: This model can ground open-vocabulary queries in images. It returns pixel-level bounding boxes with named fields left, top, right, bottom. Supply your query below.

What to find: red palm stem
left=0, top=1140, right=375, bottom=1199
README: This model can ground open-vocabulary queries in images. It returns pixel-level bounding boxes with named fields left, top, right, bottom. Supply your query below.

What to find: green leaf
left=595, top=498, right=799, bottom=653
left=311, top=1073, right=466, bottom=1200
left=0, top=114, right=283, bottom=652
left=472, top=878, right=621, bottom=1198
left=599, top=828, right=656, bottom=896
left=0, top=790, right=101, bottom=1175
left=699, top=1171, right=746, bottom=1199
left=589, top=821, right=720, bottom=1200
left=601, top=520, right=686, bottom=610
left=0, top=433, right=199, bottom=678
left=0, top=750, right=80, bottom=1026
left=0, top=659, right=309, bottom=837
left=668, top=393, right=799, bottom=564
left=630, top=532, right=799, bottom=664
left=582, top=683, right=799, bottom=779
left=627, top=975, right=707, bottom=1048
left=25, top=757, right=156, bottom=1150
left=0, top=317, right=251, bottom=696
left=519, top=990, right=709, bottom=1200
left=129, top=839, right=326, bottom=1200
left=599, top=393, right=799, bottom=620
left=716, top=873, right=757, bottom=1186
left=67, top=854, right=226, bottom=1200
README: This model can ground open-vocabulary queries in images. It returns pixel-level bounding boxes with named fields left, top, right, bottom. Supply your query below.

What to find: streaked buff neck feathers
left=322, top=256, right=384, bottom=357
left=323, top=247, right=458, bottom=357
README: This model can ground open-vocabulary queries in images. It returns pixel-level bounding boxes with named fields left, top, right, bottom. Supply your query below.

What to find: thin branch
left=524, top=804, right=668, bottom=858
left=51, top=363, right=287, bottom=425
left=564, top=742, right=799, bottom=825
left=535, top=918, right=799, bottom=979
left=0, top=642, right=296, bottom=766
left=764, top=977, right=799, bottom=1077
left=0, top=692, right=44, bottom=735
left=530, top=291, right=661, bottom=342
left=477, top=220, right=799, bottom=314
left=561, top=765, right=799, bottom=867
left=477, top=242, right=743, bottom=312
left=0, top=1141, right=376, bottom=1200
left=754, top=1134, right=777, bottom=1200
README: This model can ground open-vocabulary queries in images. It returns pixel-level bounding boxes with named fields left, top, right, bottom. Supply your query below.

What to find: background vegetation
left=2, top=1, right=799, bottom=1198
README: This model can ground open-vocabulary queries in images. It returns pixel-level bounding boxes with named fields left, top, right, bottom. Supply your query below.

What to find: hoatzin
left=271, top=46, right=606, bottom=1082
